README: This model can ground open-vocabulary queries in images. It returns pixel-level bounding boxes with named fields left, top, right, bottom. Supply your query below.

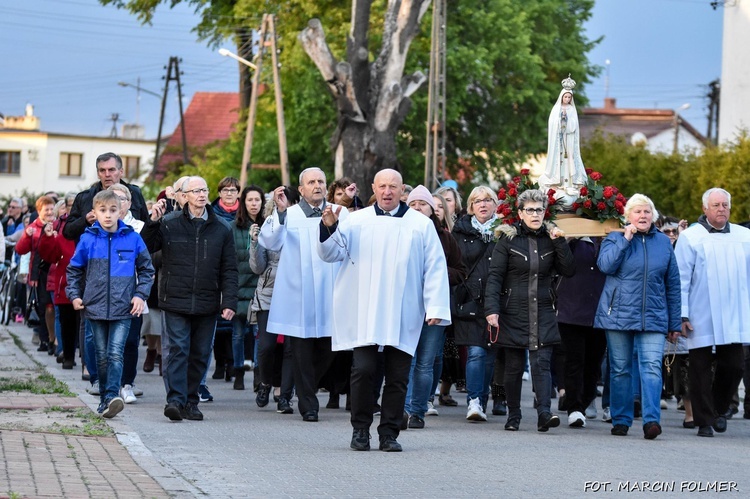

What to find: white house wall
left=0, top=132, right=154, bottom=197
left=719, top=2, right=750, bottom=144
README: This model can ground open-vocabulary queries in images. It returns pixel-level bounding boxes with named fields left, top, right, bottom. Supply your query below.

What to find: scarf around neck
left=471, top=214, right=498, bottom=242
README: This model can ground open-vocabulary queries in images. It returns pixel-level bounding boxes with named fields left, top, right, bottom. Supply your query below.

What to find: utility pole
left=424, top=0, right=447, bottom=191
left=153, top=56, right=190, bottom=176
left=706, top=79, right=720, bottom=145
left=239, top=14, right=290, bottom=188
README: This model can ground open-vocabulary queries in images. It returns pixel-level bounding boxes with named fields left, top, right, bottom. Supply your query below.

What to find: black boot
left=233, top=368, right=245, bottom=390
left=212, top=359, right=225, bottom=380
left=225, top=361, right=233, bottom=382
left=492, top=383, right=507, bottom=416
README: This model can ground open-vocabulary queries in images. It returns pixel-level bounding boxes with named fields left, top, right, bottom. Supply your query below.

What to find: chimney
left=604, top=97, right=617, bottom=110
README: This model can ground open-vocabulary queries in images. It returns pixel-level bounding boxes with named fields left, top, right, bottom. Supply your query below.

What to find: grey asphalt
left=12, top=321, right=749, bottom=498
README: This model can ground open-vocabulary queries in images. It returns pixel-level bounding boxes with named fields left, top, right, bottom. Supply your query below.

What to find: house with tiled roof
left=153, top=92, right=240, bottom=180
left=580, top=98, right=707, bottom=154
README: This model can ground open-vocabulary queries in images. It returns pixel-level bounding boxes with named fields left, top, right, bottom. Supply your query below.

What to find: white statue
left=538, top=75, right=587, bottom=197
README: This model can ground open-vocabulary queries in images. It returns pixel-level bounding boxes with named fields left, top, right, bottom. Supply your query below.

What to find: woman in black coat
left=485, top=189, right=575, bottom=432
left=452, top=186, right=500, bottom=422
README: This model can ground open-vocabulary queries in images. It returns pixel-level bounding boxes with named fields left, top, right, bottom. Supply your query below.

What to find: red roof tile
left=155, top=92, right=240, bottom=179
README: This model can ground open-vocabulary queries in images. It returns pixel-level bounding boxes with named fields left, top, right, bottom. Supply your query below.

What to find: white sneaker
left=466, top=397, right=487, bottom=422
left=660, top=399, right=668, bottom=410
left=86, top=381, right=100, bottom=396
left=602, top=407, right=612, bottom=422
left=120, top=384, right=137, bottom=404
left=522, top=372, right=530, bottom=381
left=426, top=401, right=439, bottom=416
left=568, top=411, right=586, bottom=427
left=585, top=399, right=597, bottom=419
left=131, top=385, right=144, bottom=397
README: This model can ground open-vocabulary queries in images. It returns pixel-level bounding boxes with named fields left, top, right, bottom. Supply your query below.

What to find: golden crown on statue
left=561, top=74, right=576, bottom=93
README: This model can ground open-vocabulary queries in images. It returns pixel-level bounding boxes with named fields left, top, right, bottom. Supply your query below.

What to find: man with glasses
left=142, top=176, right=238, bottom=422
left=2, top=198, right=24, bottom=237
left=63, top=152, right=149, bottom=243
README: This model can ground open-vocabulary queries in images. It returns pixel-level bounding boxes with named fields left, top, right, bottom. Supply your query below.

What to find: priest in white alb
left=259, top=167, right=348, bottom=422
left=318, top=169, right=451, bottom=452
left=675, top=187, right=750, bottom=438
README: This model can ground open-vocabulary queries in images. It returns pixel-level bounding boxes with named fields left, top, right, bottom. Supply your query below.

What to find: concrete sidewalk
left=0, top=324, right=170, bottom=499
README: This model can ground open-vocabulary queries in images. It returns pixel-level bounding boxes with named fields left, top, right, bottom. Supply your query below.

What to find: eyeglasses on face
left=187, top=188, right=209, bottom=195
left=662, top=228, right=678, bottom=235
left=472, top=198, right=494, bottom=206
left=221, top=188, right=238, bottom=194
left=522, top=207, right=545, bottom=215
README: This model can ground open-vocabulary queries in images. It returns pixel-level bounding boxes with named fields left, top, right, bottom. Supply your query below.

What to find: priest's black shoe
left=713, top=415, right=727, bottom=433
left=302, top=410, right=318, bottom=422
left=697, top=425, right=714, bottom=437
left=350, top=428, right=370, bottom=451
left=378, top=435, right=402, bottom=452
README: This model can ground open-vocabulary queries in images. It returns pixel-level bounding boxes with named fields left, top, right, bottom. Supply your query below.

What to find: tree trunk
left=300, top=1, right=430, bottom=199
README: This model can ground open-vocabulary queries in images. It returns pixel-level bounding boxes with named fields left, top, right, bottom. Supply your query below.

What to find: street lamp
left=673, top=103, right=691, bottom=154
left=218, top=48, right=257, bottom=70
left=117, top=78, right=161, bottom=126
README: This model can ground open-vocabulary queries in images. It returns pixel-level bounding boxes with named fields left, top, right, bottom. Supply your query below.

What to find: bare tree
left=299, top=0, right=430, bottom=198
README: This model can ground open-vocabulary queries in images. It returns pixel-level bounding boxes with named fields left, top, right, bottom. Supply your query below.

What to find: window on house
left=59, top=152, right=83, bottom=176
left=123, top=155, right=140, bottom=179
left=0, top=151, right=21, bottom=175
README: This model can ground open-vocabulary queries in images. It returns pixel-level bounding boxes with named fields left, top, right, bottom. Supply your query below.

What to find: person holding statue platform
left=318, top=169, right=451, bottom=452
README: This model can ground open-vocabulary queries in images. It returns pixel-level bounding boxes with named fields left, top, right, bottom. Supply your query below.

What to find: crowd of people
left=2, top=151, right=750, bottom=451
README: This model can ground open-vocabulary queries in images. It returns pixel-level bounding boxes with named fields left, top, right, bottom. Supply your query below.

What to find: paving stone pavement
left=4, top=320, right=750, bottom=497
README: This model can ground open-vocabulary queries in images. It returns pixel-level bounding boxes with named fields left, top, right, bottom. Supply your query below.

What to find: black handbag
left=26, top=287, right=40, bottom=326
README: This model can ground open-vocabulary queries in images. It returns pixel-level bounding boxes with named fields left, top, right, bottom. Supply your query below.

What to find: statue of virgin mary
left=537, top=75, right=587, bottom=197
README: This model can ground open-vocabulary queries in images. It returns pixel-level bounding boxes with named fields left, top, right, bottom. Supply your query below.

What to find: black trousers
left=57, top=304, right=80, bottom=362
left=505, top=346, right=554, bottom=417
left=350, top=345, right=412, bottom=438
left=559, top=323, right=607, bottom=414
left=689, top=344, right=745, bottom=427
left=288, top=336, right=335, bottom=415
left=256, top=311, right=294, bottom=400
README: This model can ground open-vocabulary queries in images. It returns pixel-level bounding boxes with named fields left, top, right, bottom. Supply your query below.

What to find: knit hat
left=407, top=185, right=436, bottom=212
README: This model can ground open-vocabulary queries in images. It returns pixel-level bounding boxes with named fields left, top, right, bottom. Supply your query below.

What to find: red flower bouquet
left=571, top=169, right=627, bottom=223
left=496, top=169, right=559, bottom=226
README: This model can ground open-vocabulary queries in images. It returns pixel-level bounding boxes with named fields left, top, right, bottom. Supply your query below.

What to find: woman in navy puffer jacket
left=594, top=193, right=681, bottom=440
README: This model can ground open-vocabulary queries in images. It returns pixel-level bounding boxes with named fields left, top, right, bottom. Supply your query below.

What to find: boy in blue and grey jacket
left=67, top=190, right=154, bottom=418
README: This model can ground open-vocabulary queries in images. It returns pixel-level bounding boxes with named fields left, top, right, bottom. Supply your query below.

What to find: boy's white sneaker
left=466, top=397, right=487, bottom=422
left=103, top=397, right=124, bottom=418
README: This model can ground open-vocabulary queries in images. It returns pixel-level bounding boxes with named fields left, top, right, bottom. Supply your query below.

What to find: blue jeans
left=466, top=345, right=494, bottom=405
left=122, top=316, right=142, bottom=386
left=89, top=319, right=130, bottom=406
left=164, top=312, right=216, bottom=406
left=231, top=316, right=250, bottom=369
left=405, top=324, right=446, bottom=418
left=606, top=330, right=665, bottom=427
left=84, top=320, right=97, bottom=385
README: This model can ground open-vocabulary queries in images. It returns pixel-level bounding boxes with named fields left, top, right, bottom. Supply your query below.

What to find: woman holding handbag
left=452, top=186, right=500, bottom=422
left=485, top=189, right=575, bottom=432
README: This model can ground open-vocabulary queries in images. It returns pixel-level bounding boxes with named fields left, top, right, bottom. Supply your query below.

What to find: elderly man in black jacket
left=142, top=176, right=239, bottom=422
left=63, top=152, right=149, bottom=242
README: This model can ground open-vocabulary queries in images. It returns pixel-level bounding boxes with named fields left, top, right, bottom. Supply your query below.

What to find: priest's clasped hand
left=322, top=205, right=343, bottom=227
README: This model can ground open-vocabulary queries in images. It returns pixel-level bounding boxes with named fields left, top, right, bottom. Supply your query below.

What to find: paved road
left=12, top=322, right=749, bottom=497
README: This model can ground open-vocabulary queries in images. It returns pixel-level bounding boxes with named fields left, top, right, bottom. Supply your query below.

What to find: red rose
left=585, top=168, right=593, bottom=175
left=572, top=202, right=580, bottom=211
left=597, top=201, right=606, bottom=211
left=508, top=187, right=518, bottom=197
left=498, top=188, right=507, bottom=200
left=616, top=193, right=625, bottom=202
left=579, top=186, right=588, bottom=197
left=512, top=176, right=521, bottom=185
left=590, top=172, right=603, bottom=181
left=501, top=204, right=512, bottom=216
left=547, top=188, right=556, bottom=196
left=615, top=200, right=624, bottom=214
left=520, top=168, right=530, bottom=176
left=544, top=209, right=551, bottom=218
left=603, top=187, right=614, bottom=199
left=583, top=200, right=592, bottom=209
left=507, top=181, right=516, bottom=189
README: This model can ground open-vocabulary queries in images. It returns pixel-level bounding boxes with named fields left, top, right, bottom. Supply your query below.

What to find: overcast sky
left=0, top=0, right=723, bottom=139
